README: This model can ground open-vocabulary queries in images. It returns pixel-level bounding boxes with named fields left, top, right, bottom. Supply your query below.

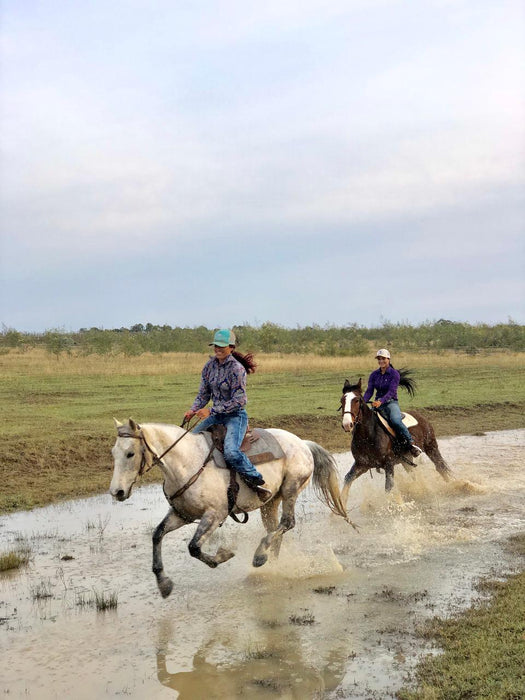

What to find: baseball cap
left=209, top=329, right=236, bottom=347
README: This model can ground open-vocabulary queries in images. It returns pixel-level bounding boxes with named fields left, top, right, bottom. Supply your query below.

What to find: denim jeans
left=192, top=409, right=262, bottom=480
left=378, top=400, right=413, bottom=444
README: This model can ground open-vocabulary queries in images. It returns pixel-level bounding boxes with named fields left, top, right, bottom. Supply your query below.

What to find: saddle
left=376, top=411, right=418, bottom=438
left=203, top=425, right=285, bottom=468
left=202, top=426, right=284, bottom=523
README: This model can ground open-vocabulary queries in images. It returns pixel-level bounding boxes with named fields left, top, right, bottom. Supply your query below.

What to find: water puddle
left=1, top=429, right=524, bottom=698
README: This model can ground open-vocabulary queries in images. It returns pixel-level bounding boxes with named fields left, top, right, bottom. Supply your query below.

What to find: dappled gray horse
left=110, top=419, right=352, bottom=597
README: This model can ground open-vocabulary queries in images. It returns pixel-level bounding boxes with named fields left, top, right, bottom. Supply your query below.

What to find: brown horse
left=339, top=376, right=452, bottom=504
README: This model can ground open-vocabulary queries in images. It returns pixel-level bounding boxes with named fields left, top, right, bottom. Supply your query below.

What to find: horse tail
left=398, top=367, right=417, bottom=397
left=305, top=441, right=358, bottom=530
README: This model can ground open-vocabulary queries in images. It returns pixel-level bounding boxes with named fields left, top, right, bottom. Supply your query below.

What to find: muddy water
left=1, top=430, right=524, bottom=700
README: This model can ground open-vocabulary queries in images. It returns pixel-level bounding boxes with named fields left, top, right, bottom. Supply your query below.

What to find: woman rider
left=184, top=329, right=272, bottom=498
left=363, top=348, right=422, bottom=458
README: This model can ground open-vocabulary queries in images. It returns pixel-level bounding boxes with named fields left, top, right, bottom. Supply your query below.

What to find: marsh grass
left=398, top=533, right=525, bottom=700
left=93, top=589, right=118, bottom=611
left=398, top=573, right=525, bottom=700
left=0, top=549, right=30, bottom=571
left=30, top=579, right=53, bottom=600
left=289, top=611, right=315, bottom=625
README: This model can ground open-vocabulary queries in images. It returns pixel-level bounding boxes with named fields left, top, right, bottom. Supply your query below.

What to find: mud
left=1, top=430, right=524, bottom=699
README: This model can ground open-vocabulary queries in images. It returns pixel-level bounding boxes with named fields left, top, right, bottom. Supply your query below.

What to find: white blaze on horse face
left=109, top=437, right=141, bottom=501
left=342, top=392, right=356, bottom=432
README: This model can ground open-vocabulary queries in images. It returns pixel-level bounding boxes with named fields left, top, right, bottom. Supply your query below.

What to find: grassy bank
left=397, top=533, right=525, bottom=700
left=0, top=349, right=524, bottom=513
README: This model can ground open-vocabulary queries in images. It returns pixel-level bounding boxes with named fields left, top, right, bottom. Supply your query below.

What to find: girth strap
left=226, top=470, right=249, bottom=524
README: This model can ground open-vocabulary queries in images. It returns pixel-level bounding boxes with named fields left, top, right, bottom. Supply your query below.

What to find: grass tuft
left=93, top=589, right=118, bottom=611
left=0, top=549, right=30, bottom=571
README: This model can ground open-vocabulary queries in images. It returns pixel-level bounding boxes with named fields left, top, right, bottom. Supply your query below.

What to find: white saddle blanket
left=377, top=411, right=418, bottom=437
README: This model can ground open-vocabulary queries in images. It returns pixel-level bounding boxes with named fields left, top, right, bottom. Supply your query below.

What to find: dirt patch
left=255, top=402, right=525, bottom=453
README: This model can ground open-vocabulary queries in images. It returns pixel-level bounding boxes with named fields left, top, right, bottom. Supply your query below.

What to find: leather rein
left=118, top=418, right=214, bottom=500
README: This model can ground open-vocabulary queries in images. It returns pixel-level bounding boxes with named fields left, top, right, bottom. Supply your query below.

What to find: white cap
left=376, top=348, right=391, bottom=359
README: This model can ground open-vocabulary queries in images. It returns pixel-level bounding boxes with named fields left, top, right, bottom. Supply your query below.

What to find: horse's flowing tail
left=305, top=441, right=358, bottom=530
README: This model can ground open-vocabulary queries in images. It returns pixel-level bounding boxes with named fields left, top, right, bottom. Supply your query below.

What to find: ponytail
left=231, top=350, right=257, bottom=374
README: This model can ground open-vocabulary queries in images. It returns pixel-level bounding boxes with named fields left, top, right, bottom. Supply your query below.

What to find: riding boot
left=241, top=474, right=272, bottom=500
left=409, top=444, right=423, bottom=457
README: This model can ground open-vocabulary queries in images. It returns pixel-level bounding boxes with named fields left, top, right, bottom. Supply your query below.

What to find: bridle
left=117, top=417, right=214, bottom=498
left=341, top=391, right=364, bottom=426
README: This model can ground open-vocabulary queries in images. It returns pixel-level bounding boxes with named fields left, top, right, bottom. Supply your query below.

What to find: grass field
left=1, top=348, right=524, bottom=513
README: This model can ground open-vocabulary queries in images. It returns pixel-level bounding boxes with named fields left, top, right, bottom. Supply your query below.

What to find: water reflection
left=155, top=581, right=350, bottom=699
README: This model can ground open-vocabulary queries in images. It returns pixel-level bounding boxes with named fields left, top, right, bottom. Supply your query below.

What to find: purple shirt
left=363, top=366, right=400, bottom=404
left=190, top=354, right=247, bottom=414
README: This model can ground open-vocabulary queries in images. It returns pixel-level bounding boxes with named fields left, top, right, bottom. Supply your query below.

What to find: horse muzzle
left=110, top=485, right=132, bottom=501
left=341, top=415, right=354, bottom=432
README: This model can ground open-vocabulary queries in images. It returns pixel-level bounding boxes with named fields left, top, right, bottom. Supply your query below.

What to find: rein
left=119, top=416, right=206, bottom=480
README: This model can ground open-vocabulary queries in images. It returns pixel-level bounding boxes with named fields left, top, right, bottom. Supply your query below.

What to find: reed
left=0, top=549, right=30, bottom=571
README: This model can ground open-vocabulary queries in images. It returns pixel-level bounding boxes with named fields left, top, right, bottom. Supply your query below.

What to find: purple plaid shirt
left=363, top=366, right=400, bottom=404
left=190, top=354, right=247, bottom=414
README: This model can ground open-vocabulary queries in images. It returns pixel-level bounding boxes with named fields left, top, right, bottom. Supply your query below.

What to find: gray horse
left=110, top=419, right=353, bottom=597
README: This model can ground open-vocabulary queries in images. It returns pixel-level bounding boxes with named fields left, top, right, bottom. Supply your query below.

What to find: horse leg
left=341, top=462, right=368, bottom=506
left=252, top=494, right=297, bottom=568
left=259, top=496, right=283, bottom=560
left=385, top=463, right=395, bottom=491
left=425, top=439, right=453, bottom=481
left=188, top=509, right=235, bottom=568
left=152, top=508, right=186, bottom=598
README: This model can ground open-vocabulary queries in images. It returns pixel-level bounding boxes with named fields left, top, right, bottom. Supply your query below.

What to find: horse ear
left=357, top=378, right=362, bottom=390
left=113, top=418, right=123, bottom=429
left=129, top=418, right=140, bottom=432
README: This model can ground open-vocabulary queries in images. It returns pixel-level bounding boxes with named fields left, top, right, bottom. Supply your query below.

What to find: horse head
left=110, top=418, right=149, bottom=501
left=341, top=378, right=363, bottom=432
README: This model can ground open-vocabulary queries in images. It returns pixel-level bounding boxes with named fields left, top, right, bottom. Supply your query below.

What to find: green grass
left=0, top=350, right=523, bottom=514
left=397, top=533, right=525, bottom=700
left=0, top=549, right=31, bottom=571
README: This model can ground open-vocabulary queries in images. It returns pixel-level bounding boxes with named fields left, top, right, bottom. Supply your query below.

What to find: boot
left=409, top=443, right=423, bottom=458
left=242, top=474, right=272, bottom=500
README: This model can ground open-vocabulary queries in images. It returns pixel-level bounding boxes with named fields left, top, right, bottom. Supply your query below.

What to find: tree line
left=1, top=320, right=523, bottom=358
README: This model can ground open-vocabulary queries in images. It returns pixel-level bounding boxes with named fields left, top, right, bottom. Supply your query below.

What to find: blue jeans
left=192, top=409, right=263, bottom=480
left=378, top=400, right=413, bottom=444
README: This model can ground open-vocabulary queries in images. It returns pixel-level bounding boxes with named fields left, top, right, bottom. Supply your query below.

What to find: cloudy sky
left=1, top=0, right=524, bottom=332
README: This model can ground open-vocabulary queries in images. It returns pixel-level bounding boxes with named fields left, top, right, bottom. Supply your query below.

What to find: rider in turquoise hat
left=185, top=329, right=271, bottom=497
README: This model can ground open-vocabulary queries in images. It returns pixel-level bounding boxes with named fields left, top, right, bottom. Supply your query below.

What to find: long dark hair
left=231, top=349, right=257, bottom=374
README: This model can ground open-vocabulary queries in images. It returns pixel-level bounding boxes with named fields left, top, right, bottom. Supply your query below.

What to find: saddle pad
left=377, top=411, right=418, bottom=437
left=201, top=428, right=286, bottom=470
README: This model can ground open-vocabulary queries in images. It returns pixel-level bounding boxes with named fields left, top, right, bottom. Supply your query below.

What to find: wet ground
left=1, top=429, right=524, bottom=699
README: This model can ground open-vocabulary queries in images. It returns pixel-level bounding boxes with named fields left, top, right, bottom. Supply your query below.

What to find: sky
left=1, top=0, right=524, bottom=332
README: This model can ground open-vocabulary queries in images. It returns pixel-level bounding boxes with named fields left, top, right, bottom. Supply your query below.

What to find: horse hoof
left=216, top=547, right=235, bottom=564
left=158, top=578, right=173, bottom=598
left=252, top=554, right=268, bottom=568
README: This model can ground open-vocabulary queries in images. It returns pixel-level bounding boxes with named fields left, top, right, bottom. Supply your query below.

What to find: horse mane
left=398, top=367, right=417, bottom=396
